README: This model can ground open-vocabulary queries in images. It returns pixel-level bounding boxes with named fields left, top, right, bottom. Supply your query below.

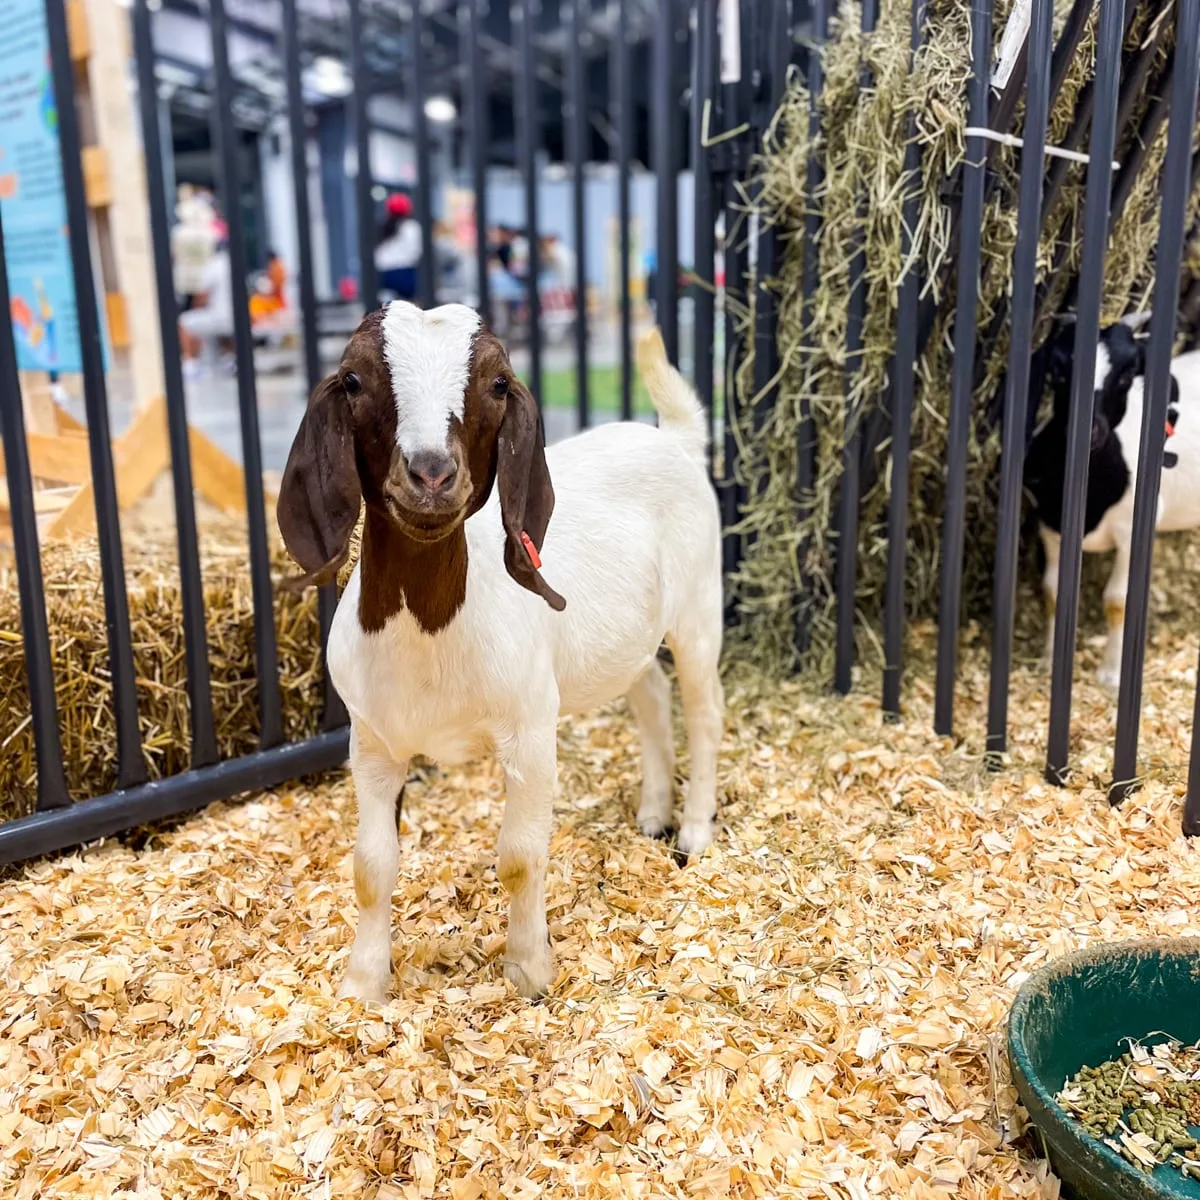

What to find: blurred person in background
left=178, top=217, right=235, bottom=378
left=249, top=248, right=288, bottom=324
left=171, top=184, right=218, bottom=312
left=375, top=192, right=421, bottom=300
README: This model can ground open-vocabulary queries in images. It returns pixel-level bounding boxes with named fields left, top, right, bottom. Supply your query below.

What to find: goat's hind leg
left=667, top=618, right=724, bottom=859
left=626, top=659, right=676, bottom=839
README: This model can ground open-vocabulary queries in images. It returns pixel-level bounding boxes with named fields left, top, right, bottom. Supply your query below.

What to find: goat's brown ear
left=277, top=374, right=361, bottom=588
left=496, top=378, right=565, bottom=611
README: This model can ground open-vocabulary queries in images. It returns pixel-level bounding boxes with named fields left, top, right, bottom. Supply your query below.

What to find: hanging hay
left=0, top=494, right=357, bottom=822
left=730, top=0, right=1200, bottom=678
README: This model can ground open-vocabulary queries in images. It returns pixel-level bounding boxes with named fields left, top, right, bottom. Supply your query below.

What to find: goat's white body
left=329, top=421, right=721, bottom=760
left=1042, top=349, right=1200, bottom=687
left=331, top=332, right=723, bottom=1004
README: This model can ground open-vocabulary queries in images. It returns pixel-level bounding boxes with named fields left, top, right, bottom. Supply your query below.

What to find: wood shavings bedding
left=1, top=620, right=1198, bottom=1199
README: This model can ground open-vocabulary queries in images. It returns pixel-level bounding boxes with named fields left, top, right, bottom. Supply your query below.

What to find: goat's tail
left=636, top=327, right=709, bottom=462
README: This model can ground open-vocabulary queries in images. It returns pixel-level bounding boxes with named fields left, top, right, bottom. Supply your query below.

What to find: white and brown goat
left=277, top=302, right=724, bottom=1002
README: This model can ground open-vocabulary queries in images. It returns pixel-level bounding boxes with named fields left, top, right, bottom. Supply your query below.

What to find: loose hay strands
left=0, top=498, right=345, bottom=821
left=1, top=613, right=1199, bottom=1198
left=731, top=0, right=1200, bottom=679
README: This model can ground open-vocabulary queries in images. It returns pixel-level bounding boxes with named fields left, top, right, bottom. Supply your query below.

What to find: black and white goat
left=1025, top=316, right=1200, bottom=687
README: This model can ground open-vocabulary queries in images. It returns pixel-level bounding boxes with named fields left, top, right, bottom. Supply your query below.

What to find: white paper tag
left=993, top=0, right=1032, bottom=91
left=719, top=0, right=742, bottom=84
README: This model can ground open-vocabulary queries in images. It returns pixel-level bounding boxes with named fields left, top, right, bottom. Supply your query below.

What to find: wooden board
left=82, top=0, right=163, bottom=414
left=82, top=145, right=112, bottom=209
left=40, top=397, right=252, bottom=541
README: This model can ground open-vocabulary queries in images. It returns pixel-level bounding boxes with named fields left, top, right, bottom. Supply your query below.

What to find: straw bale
left=732, top=0, right=1198, bottom=678
left=1, top=542, right=1198, bottom=1198
left=0, top=497, right=337, bottom=821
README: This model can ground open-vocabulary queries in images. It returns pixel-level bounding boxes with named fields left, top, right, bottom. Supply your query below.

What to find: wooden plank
left=45, top=396, right=170, bottom=539
left=17, top=432, right=92, bottom=485
left=0, top=480, right=76, bottom=516
left=83, top=0, right=164, bottom=413
left=19, top=371, right=57, bottom=436
left=54, top=402, right=85, bottom=435
left=67, top=0, right=90, bottom=62
left=105, top=292, right=130, bottom=350
left=82, top=145, right=112, bottom=208
left=189, top=426, right=248, bottom=515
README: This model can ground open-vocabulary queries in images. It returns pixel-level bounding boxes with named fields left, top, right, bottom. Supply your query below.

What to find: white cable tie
left=963, top=126, right=1120, bottom=170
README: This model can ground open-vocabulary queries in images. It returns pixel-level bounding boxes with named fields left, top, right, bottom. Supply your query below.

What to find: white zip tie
left=964, top=126, right=1121, bottom=170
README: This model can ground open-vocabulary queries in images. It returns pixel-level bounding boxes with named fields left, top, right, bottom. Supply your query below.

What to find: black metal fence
left=1, top=0, right=1199, bottom=864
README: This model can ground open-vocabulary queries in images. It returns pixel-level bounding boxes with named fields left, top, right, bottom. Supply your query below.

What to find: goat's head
left=1044, top=316, right=1145, bottom=450
left=276, top=301, right=564, bottom=610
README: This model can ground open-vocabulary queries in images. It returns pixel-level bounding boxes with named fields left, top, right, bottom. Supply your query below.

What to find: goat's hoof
left=503, top=945, right=556, bottom=1000
left=338, top=969, right=390, bottom=1006
left=675, top=819, right=714, bottom=859
left=638, top=816, right=676, bottom=842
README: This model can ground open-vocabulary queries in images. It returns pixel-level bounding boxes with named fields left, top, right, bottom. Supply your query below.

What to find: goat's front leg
left=497, top=722, right=558, bottom=999
left=339, top=724, right=409, bottom=1004
left=1098, top=539, right=1131, bottom=690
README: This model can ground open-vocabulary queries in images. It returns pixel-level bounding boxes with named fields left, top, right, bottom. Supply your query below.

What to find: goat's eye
left=492, top=375, right=509, bottom=397
left=343, top=372, right=362, bottom=397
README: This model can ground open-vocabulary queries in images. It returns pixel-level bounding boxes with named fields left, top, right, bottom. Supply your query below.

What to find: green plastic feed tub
left=1008, top=939, right=1200, bottom=1200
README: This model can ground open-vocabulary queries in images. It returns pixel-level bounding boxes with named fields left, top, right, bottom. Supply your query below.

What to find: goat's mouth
left=383, top=495, right=467, bottom=543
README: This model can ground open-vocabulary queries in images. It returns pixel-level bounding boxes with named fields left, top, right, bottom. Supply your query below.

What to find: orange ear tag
left=1165, top=420, right=1176, bottom=438
left=520, top=531, right=542, bottom=569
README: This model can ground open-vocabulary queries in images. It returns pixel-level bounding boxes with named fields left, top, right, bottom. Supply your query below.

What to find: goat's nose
left=406, top=450, right=458, bottom=493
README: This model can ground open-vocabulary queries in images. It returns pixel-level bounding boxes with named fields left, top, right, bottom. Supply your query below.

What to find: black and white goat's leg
left=1099, top=539, right=1132, bottom=690
left=1040, top=525, right=1061, bottom=667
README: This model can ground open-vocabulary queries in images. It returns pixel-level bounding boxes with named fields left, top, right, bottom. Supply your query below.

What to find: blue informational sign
left=0, top=0, right=91, bottom=374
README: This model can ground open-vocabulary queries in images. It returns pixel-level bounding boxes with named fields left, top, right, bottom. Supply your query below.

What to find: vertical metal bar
left=692, top=0, right=717, bottom=465
left=132, top=0, right=218, bottom=767
left=750, top=3, right=788, bottom=443
left=349, top=0, right=378, bottom=310
left=833, top=0, right=879, bottom=696
left=932, top=0, right=992, bottom=735
left=0, top=213, right=70, bottom=810
left=44, top=0, right=145, bottom=788
left=719, top=2, right=748, bottom=584
left=1046, top=0, right=1126, bottom=786
left=209, top=0, right=284, bottom=749
left=653, top=0, right=680, bottom=364
left=881, top=0, right=927, bottom=717
left=614, top=0, right=633, bottom=420
left=569, top=0, right=590, bottom=428
left=984, top=0, right=1054, bottom=757
left=283, top=0, right=347, bottom=732
left=516, top=0, right=542, bottom=402
left=1187, top=666, right=1200, bottom=835
left=794, top=0, right=828, bottom=657
left=412, top=0, right=436, bottom=308
left=1111, top=0, right=1200, bottom=807
left=464, top=0, right=491, bottom=325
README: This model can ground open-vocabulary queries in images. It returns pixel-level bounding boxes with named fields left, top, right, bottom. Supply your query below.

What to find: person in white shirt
left=375, top=193, right=421, bottom=300
left=178, top=220, right=235, bottom=376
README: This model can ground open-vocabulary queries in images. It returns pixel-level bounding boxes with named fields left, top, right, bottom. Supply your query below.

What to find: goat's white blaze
left=1093, top=341, right=1112, bottom=395
left=382, top=301, right=481, bottom=459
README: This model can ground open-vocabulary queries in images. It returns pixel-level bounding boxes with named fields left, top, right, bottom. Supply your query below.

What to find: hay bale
left=0, top=500, right=342, bottom=822
left=731, top=0, right=1198, bottom=678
